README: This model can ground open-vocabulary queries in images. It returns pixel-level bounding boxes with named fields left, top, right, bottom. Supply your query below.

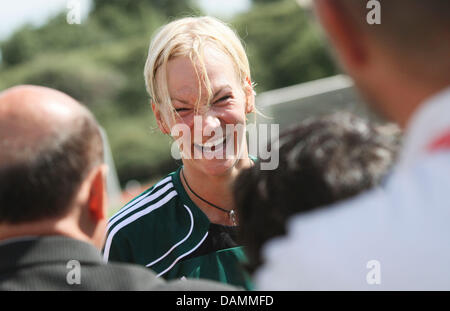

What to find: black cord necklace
left=181, top=168, right=237, bottom=226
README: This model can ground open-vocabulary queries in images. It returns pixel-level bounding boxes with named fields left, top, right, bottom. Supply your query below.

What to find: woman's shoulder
left=103, top=168, right=210, bottom=266
left=125, top=171, right=179, bottom=208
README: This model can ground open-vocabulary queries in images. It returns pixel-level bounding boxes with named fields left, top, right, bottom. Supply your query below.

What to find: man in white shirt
left=255, top=0, right=450, bottom=290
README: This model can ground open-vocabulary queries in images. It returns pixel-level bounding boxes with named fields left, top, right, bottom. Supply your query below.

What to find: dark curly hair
left=234, top=112, right=401, bottom=274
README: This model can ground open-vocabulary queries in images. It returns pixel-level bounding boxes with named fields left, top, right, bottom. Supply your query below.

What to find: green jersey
left=103, top=166, right=253, bottom=290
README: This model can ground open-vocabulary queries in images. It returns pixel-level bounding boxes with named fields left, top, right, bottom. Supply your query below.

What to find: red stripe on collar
left=427, top=130, right=450, bottom=153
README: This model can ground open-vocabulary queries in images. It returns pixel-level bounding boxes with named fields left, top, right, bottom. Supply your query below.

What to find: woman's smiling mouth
left=193, top=134, right=234, bottom=158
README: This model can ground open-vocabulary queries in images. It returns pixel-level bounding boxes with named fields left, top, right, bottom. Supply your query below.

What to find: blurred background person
left=234, top=112, right=400, bottom=274
left=103, top=16, right=256, bottom=290
left=256, top=0, right=450, bottom=290
left=0, top=85, right=235, bottom=291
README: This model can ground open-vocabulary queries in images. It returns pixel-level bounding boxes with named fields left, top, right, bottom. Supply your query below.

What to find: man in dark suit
left=0, top=85, right=236, bottom=291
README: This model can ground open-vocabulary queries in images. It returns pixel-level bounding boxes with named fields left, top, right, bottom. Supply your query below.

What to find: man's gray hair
left=0, top=106, right=104, bottom=224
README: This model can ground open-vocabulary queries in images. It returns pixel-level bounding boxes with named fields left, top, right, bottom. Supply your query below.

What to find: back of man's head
left=0, top=85, right=105, bottom=244
left=338, top=0, right=450, bottom=77
left=234, top=112, right=400, bottom=273
left=314, top=0, right=450, bottom=127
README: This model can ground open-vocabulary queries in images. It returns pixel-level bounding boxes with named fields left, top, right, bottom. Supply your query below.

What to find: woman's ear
left=244, top=79, right=255, bottom=114
left=151, top=100, right=170, bottom=134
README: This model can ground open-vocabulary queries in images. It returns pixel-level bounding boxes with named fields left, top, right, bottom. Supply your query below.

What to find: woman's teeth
left=195, top=136, right=226, bottom=149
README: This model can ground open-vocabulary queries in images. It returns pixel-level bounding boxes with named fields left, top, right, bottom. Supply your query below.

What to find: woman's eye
left=216, top=95, right=231, bottom=103
left=175, top=108, right=190, bottom=112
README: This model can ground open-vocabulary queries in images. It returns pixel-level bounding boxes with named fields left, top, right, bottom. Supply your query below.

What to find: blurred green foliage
left=0, top=0, right=337, bottom=186
left=234, top=0, right=337, bottom=91
left=93, top=0, right=200, bottom=17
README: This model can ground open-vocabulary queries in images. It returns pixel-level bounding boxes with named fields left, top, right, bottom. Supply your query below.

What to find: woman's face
left=158, top=46, right=253, bottom=176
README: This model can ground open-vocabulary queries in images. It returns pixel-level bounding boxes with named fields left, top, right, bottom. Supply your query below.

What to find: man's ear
left=314, top=0, right=367, bottom=71
left=88, top=164, right=108, bottom=221
left=151, top=100, right=170, bottom=134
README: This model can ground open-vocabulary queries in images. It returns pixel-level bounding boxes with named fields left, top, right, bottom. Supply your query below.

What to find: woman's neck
left=181, top=157, right=253, bottom=225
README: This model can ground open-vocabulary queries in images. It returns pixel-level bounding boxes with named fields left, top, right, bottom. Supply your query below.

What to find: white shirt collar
left=397, top=86, right=450, bottom=170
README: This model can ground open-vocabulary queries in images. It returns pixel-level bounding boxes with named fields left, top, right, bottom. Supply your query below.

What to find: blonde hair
left=144, top=16, right=253, bottom=125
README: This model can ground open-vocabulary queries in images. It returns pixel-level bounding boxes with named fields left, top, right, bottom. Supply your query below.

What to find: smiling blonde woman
left=103, top=16, right=256, bottom=290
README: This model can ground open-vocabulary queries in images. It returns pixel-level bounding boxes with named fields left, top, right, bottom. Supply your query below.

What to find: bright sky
left=197, top=0, right=251, bottom=18
left=0, top=0, right=91, bottom=40
left=0, top=0, right=251, bottom=41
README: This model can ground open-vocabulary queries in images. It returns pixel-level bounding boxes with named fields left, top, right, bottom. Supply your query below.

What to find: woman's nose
left=200, top=111, right=221, bottom=139
left=203, top=112, right=220, bottom=128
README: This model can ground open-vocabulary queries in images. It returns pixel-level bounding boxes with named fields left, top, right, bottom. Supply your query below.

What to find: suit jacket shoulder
left=0, top=236, right=236, bottom=291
